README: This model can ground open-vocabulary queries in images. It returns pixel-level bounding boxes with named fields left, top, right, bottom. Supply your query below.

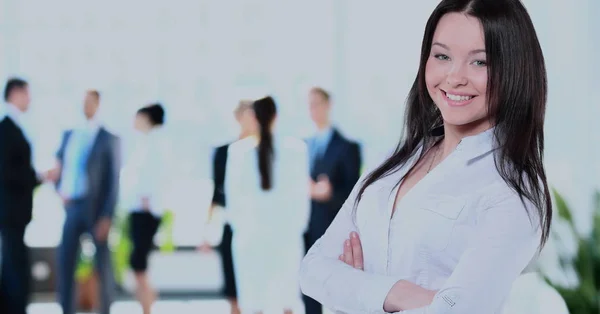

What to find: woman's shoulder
left=228, top=136, right=258, bottom=155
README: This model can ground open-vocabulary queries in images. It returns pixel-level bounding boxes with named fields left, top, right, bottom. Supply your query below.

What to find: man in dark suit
left=0, top=78, right=49, bottom=314
left=303, top=87, right=362, bottom=314
left=53, top=90, right=121, bottom=314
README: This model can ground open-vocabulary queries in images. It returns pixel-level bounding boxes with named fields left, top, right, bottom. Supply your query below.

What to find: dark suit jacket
left=307, top=128, right=361, bottom=242
left=212, top=143, right=229, bottom=207
left=0, top=117, right=41, bottom=228
left=55, top=127, right=121, bottom=221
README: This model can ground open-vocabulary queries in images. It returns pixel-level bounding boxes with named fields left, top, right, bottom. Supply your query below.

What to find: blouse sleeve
left=299, top=172, right=404, bottom=314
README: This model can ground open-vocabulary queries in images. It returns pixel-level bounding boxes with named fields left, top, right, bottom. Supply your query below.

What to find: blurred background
left=0, top=0, right=598, bottom=313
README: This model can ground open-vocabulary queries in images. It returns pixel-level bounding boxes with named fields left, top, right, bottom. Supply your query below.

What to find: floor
left=28, top=299, right=333, bottom=314
left=28, top=299, right=231, bottom=314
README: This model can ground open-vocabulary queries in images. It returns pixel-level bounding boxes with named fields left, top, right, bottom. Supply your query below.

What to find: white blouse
left=224, top=135, right=310, bottom=238
left=299, top=128, right=542, bottom=314
left=121, top=127, right=172, bottom=216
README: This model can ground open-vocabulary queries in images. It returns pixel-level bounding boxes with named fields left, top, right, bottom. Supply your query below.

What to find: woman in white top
left=122, top=103, right=171, bottom=314
left=226, top=96, right=310, bottom=314
left=299, top=0, right=553, bottom=313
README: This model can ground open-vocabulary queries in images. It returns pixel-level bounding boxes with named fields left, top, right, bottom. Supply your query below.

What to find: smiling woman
left=299, top=0, right=553, bottom=313
left=426, top=14, right=489, bottom=119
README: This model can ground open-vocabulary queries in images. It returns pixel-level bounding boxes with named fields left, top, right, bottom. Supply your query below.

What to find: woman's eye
left=473, top=60, right=487, bottom=67
left=434, top=54, right=449, bottom=61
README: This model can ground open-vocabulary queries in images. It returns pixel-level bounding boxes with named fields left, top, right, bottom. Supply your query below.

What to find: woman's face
left=425, top=12, right=491, bottom=131
left=236, top=108, right=258, bottom=135
left=134, top=113, right=151, bottom=132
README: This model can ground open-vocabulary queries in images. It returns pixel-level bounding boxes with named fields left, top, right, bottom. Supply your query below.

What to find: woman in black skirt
left=122, top=103, right=171, bottom=314
left=205, top=100, right=255, bottom=314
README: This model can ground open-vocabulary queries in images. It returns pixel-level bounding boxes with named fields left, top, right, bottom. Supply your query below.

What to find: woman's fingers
left=343, top=239, right=353, bottom=266
left=350, top=232, right=364, bottom=270
left=339, top=233, right=364, bottom=270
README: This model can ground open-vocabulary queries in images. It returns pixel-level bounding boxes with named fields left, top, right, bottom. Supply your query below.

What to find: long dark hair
left=357, top=0, right=552, bottom=245
left=253, top=96, right=277, bottom=191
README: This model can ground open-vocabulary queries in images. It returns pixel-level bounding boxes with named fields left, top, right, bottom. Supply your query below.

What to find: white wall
left=337, top=0, right=598, bottom=235
left=333, top=0, right=440, bottom=167
left=0, top=0, right=596, bottom=242
left=522, top=0, right=597, bottom=235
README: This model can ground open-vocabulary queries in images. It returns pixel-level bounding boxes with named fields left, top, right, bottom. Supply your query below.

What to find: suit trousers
left=303, top=232, right=323, bottom=314
left=57, top=199, right=115, bottom=314
left=0, top=226, right=29, bottom=314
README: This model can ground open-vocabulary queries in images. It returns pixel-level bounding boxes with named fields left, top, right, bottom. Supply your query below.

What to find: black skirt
left=129, top=211, right=162, bottom=271
left=218, top=223, right=237, bottom=298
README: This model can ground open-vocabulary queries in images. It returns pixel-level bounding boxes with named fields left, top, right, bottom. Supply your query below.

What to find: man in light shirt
left=303, top=87, right=362, bottom=314
left=52, top=90, right=121, bottom=314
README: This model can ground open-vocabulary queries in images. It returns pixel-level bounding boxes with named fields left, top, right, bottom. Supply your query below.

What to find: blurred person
left=53, top=90, right=121, bottom=314
left=299, top=0, right=554, bottom=313
left=0, top=78, right=51, bottom=314
left=121, top=103, right=171, bottom=314
left=303, top=87, right=362, bottom=314
left=203, top=100, right=256, bottom=314
left=226, top=96, right=310, bottom=314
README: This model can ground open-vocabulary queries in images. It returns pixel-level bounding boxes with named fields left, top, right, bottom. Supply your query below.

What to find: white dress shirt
left=309, top=126, right=334, bottom=168
left=299, top=128, right=542, bottom=314
left=58, top=119, right=101, bottom=199
left=121, top=127, right=172, bottom=216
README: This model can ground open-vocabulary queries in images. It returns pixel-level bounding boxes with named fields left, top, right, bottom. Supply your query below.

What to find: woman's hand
left=384, top=280, right=438, bottom=312
left=339, top=231, right=364, bottom=270
left=339, top=232, right=437, bottom=312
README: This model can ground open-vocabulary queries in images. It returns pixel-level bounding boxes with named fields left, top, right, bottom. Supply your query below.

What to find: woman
left=207, top=100, right=256, bottom=314
left=299, top=0, right=553, bottom=313
left=122, top=103, right=171, bottom=314
left=226, top=96, right=310, bottom=314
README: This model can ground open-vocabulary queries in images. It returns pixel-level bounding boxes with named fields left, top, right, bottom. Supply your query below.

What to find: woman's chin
left=440, top=114, right=491, bottom=130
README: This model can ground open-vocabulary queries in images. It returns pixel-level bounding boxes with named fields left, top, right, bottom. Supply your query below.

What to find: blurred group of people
left=206, top=87, right=362, bottom=314
left=0, top=77, right=362, bottom=314
left=0, top=79, right=120, bottom=314
left=0, top=77, right=177, bottom=314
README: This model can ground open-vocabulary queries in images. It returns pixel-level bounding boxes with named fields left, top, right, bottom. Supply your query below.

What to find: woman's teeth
left=446, top=93, right=474, bottom=101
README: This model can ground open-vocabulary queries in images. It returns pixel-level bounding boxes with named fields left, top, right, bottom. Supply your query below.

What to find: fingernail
left=345, top=240, right=350, bottom=247
left=351, top=232, right=357, bottom=238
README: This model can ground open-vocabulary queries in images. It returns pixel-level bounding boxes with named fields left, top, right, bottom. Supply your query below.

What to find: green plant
left=75, top=209, right=131, bottom=284
left=545, top=189, right=600, bottom=313
left=75, top=209, right=176, bottom=285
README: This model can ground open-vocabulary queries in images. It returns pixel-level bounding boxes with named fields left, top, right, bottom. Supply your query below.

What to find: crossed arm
left=299, top=180, right=541, bottom=314
left=339, top=232, right=437, bottom=312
